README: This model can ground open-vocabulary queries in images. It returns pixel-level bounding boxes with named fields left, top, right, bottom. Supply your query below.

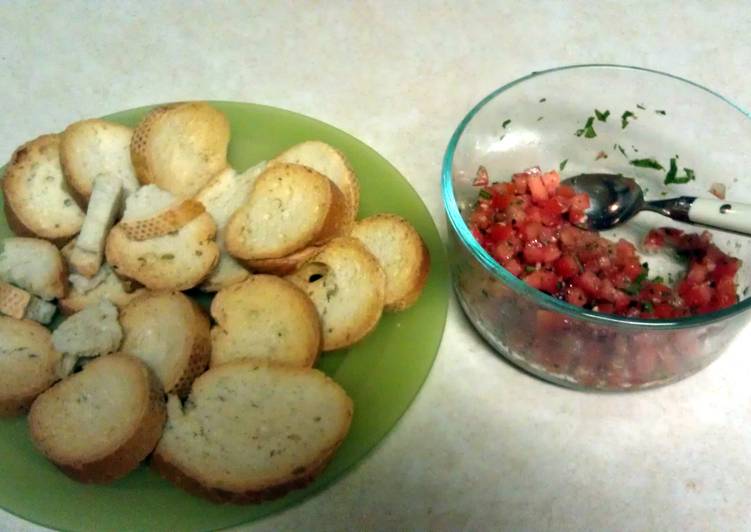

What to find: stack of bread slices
left=0, top=101, right=430, bottom=502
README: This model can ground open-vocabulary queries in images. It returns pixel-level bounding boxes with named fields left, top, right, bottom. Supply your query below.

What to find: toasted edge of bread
left=241, top=245, right=322, bottom=276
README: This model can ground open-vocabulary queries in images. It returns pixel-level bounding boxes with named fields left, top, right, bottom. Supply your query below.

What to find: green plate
left=0, top=102, right=448, bottom=531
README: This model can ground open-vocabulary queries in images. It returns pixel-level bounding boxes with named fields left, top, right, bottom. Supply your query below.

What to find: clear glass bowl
left=442, top=64, right=751, bottom=391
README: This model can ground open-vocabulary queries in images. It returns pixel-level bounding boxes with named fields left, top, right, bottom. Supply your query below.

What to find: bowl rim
left=441, top=63, right=751, bottom=330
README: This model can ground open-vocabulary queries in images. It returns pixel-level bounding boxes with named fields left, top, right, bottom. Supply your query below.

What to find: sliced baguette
left=242, top=245, right=322, bottom=276
left=59, top=119, right=140, bottom=203
left=225, top=163, right=347, bottom=261
left=194, top=162, right=266, bottom=291
left=2, top=134, right=84, bottom=244
left=28, top=354, right=166, bottom=483
left=130, top=102, right=230, bottom=198
left=151, top=362, right=353, bottom=503
left=0, top=316, right=60, bottom=416
left=0, top=237, right=67, bottom=300
left=350, top=214, right=430, bottom=311
left=105, top=186, right=219, bottom=291
left=68, top=176, right=124, bottom=278
left=285, top=237, right=385, bottom=351
left=0, top=282, right=56, bottom=324
left=52, top=299, right=123, bottom=378
left=120, top=291, right=210, bottom=397
left=210, top=275, right=320, bottom=368
left=270, top=141, right=359, bottom=225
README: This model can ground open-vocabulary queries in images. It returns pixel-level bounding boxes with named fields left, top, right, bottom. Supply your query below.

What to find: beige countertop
left=1, top=1, right=750, bottom=530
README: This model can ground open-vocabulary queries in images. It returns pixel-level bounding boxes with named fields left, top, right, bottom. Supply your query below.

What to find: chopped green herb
left=652, top=276, right=664, bottom=284
left=559, top=159, right=569, bottom=171
left=537, top=116, right=544, bottom=121
left=525, top=265, right=537, bottom=273
left=574, top=255, right=584, bottom=273
left=655, top=109, right=666, bottom=115
left=478, top=189, right=492, bottom=200
left=481, top=289, right=490, bottom=298
left=63, top=198, right=72, bottom=207
left=614, top=144, right=628, bottom=158
left=630, top=158, right=664, bottom=170
left=636, top=103, right=646, bottom=110
left=631, top=145, right=639, bottom=153
left=576, top=116, right=597, bottom=138
left=556, top=280, right=565, bottom=291
left=621, top=110, right=636, bottom=129
left=499, top=134, right=506, bottom=141
left=539, top=97, right=547, bottom=103
left=160, top=253, right=175, bottom=260
left=594, top=109, right=610, bottom=122
left=663, top=158, right=696, bottom=184
left=642, top=301, right=654, bottom=312
left=502, top=119, right=511, bottom=128
left=595, top=151, right=608, bottom=161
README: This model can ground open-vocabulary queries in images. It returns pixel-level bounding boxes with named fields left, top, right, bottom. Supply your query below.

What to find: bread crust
left=28, top=354, right=166, bottom=483
left=242, top=245, right=322, bottom=276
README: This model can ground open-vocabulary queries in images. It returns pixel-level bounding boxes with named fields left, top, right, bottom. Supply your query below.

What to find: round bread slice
left=270, top=141, right=360, bottom=225
left=0, top=317, right=60, bottom=416
left=350, top=214, right=430, bottom=311
left=130, top=102, right=230, bottom=198
left=28, top=354, right=166, bottom=484
left=285, top=237, right=385, bottom=351
left=225, top=163, right=348, bottom=261
left=151, top=362, right=353, bottom=503
left=120, top=291, right=211, bottom=397
left=60, top=119, right=140, bottom=204
left=0, top=237, right=67, bottom=300
left=105, top=186, right=219, bottom=291
left=242, top=245, right=322, bottom=276
left=210, top=275, right=321, bottom=368
left=2, top=134, right=84, bottom=245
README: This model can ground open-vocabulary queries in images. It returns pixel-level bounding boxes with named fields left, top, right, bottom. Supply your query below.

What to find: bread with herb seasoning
left=270, top=141, right=359, bottom=226
left=119, top=291, right=210, bottom=397
left=51, top=299, right=123, bottom=378
left=130, top=102, right=230, bottom=198
left=60, top=119, right=140, bottom=204
left=225, top=163, right=348, bottom=261
left=2, top=134, right=85, bottom=245
left=210, top=275, right=320, bottom=368
left=194, top=162, right=266, bottom=291
left=0, top=237, right=67, bottom=300
left=151, top=362, right=353, bottom=503
left=105, top=185, right=219, bottom=291
left=0, top=316, right=61, bottom=416
left=68, top=176, right=124, bottom=278
left=28, top=354, right=166, bottom=483
left=349, top=213, right=430, bottom=311
left=285, top=237, right=385, bottom=351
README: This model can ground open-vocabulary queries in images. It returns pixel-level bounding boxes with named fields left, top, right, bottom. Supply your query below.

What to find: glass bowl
left=442, top=64, right=751, bottom=391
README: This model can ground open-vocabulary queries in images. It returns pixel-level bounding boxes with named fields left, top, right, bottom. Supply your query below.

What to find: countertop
left=2, top=1, right=751, bottom=530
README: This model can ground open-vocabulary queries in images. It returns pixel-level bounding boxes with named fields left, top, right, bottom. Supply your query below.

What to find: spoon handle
left=644, top=196, right=751, bottom=235
left=687, top=198, right=751, bottom=235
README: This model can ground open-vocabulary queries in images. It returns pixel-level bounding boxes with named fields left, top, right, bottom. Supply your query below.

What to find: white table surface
left=2, top=1, right=751, bottom=530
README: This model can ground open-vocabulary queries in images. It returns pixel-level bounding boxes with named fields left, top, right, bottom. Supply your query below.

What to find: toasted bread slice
left=105, top=186, right=219, bottom=291
left=0, top=237, right=67, bottom=300
left=2, top=134, right=84, bottom=244
left=350, top=214, right=430, bottom=311
left=151, top=362, right=353, bottom=503
left=270, top=141, right=359, bottom=225
left=226, top=164, right=347, bottom=261
left=286, top=237, right=385, bottom=351
left=52, top=299, right=123, bottom=378
left=0, top=316, right=60, bottom=416
left=210, top=275, right=320, bottom=368
left=195, top=162, right=266, bottom=291
left=130, top=102, right=230, bottom=198
left=120, top=291, right=210, bottom=397
left=68, top=176, right=124, bottom=278
left=60, top=119, right=140, bottom=203
left=242, top=245, right=322, bottom=276
left=0, top=282, right=56, bottom=324
left=28, top=354, right=165, bottom=483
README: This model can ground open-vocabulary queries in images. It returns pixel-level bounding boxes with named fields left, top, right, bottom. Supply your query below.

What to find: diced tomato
left=565, top=286, right=587, bottom=306
left=686, top=262, right=708, bottom=284
left=520, top=221, right=542, bottom=242
left=654, top=303, right=675, bottom=319
left=622, top=259, right=643, bottom=281
left=502, top=258, right=523, bottom=277
left=554, top=255, right=580, bottom=279
left=680, top=281, right=713, bottom=308
left=523, top=241, right=546, bottom=264
left=556, top=184, right=577, bottom=198
left=512, top=173, right=529, bottom=194
left=523, top=270, right=558, bottom=293
left=525, top=205, right=543, bottom=223
left=575, top=271, right=602, bottom=297
left=491, top=193, right=513, bottom=210
left=492, top=240, right=517, bottom=262
left=570, top=193, right=590, bottom=211
left=487, top=223, right=513, bottom=243
left=527, top=175, right=549, bottom=203
left=540, top=171, right=561, bottom=194
left=568, top=207, right=587, bottom=225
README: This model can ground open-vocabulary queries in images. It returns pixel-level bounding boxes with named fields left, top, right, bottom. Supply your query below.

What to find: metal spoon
left=563, top=173, right=751, bottom=236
